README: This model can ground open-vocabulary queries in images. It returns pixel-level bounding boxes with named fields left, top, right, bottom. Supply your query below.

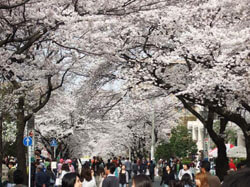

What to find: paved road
left=128, top=176, right=161, bottom=187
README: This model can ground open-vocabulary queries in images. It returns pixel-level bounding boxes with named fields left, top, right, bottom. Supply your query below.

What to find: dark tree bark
left=11, top=70, right=69, bottom=184
left=0, top=114, right=3, bottom=180
left=16, top=97, right=28, bottom=185
left=206, top=111, right=229, bottom=181
left=212, top=107, right=250, bottom=167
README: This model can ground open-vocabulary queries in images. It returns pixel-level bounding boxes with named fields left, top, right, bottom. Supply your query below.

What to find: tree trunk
left=215, top=141, right=228, bottom=181
left=243, top=133, right=250, bottom=167
left=206, top=116, right=228, bottom=181
left=0, top=114, right=3, bottom=180
left=16, top=97, right=28, bottom=185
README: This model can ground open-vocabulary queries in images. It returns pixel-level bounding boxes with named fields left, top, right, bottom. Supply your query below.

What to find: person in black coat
left=160, top=165, right=175, bottom=187
left=35, top=165, right=50, bottom=187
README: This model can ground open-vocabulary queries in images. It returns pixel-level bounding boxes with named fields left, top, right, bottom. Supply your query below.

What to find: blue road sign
left=50, top=139, right=57, bottom=147
left=23, top=136, right=32, bottom=146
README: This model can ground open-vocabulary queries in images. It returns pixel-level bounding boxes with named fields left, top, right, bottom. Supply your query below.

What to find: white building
left=187, top=118, right=246, bottom=158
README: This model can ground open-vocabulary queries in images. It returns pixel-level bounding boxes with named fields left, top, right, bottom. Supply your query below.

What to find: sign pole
left=54, top=146, right=56, bottom=159
left=50, top=139, right=58, bottom=159
left=28, top=145, right=31, bottom=187
left=24, top=136, right=32, bottom=187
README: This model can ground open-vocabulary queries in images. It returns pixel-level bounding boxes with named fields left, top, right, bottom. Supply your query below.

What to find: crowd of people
left=1, top=153, right=250, bottom=187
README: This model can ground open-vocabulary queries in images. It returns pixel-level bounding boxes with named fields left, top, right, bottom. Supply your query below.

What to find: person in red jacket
left=229, top=159, right=237, bottom=171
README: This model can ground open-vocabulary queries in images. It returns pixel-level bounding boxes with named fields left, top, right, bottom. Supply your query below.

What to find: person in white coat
left=81, top=167, right=97, bottom=187
left=178, top=164, right=193, bottom=181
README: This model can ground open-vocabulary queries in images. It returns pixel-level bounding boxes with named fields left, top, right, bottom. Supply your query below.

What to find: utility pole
left=151, top=99, right=155, bottom=161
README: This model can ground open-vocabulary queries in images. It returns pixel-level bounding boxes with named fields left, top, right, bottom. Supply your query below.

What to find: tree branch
left=0, top=0, right=30, bottom=10
left=241, top=101, right=250, bottom=113
left=25, top=68, right=70, bottom=121
left=177, top=96, right=206, bottom=125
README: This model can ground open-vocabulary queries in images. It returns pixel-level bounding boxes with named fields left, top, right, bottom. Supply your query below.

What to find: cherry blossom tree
left=1, top=0, right=249, bottom=181
left=0, top=0, right=76, bottom=181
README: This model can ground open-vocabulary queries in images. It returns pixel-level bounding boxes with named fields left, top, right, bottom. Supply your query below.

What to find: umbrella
left=208, top=144, right=234, bottom=157
left=227, top=146, right=246, bottom=158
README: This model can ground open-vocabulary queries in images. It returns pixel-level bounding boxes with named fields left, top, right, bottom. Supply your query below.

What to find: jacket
left=160, top=171, right=175, bottom=185
left=206, top=173, right=221, bottom=187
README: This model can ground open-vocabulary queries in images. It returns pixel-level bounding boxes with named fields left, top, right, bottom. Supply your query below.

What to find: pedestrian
left=121, top=158, right=126, bottom=165
left=124, top=158, right=132, bottom=180
left=114, top=164, right=121, bottom=178
left=228, top=159, right=236, bottom=171
left=188, top=163, right=195, bottom=181
left=132, top=174, right=152, bottom=187
left=132, top=160, right=139, bottom=177
left=96, top=167, right=106, bottom=187
left=200, top=161, right=220, bottom=187
left=62, top=173, right=82, bottom=187
left=81, top=167, right=96, bottom=187
left=195, top=172, right=209, bottom=187
left=56, top=164, right=70, bottom=187
left=46, top=165, right=56, bottom=187
left=105, top=159, right=112, bottom=175
left=35, top=165, right=49, bottom=187
left=102, top=164, right=119, bottom=187
left=148, top=161, right=155, bottom=182
left=180, top=173, right=194, bottom=187
left=175, top=160, right=183, bottom=180
left=160, top=165, right=175, bottom=187
left=13, top=169, right=26, bottom=187
left=2, top=160, right=9, bottom=184
left=67, top=160, right=75, bottom=173
left=222, top=167, right=250, bottom=187
left=58, top=159, right=64, bottom=174
left=178, top=164, right=192, bottom=181
left=7, top=161, right=16, bottom=184
left=112, top=158, right=119, bottom=168
left=119, top=165, right=129, bottom=187
left=141, top=159, right=148, bottom=175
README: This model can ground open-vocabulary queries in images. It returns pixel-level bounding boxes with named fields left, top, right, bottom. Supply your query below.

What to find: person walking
left=56, top=164, right=70, bottom=187
left=46, top=165, right=56, bottom=187
left=102, top=164, right=119, bottom=187
left=124, top=158, right=132, bottom=180
left=67, top=160, right=75, bottom=173
left=148, top=161, right=155, bottom=182
left=62, top=173, right=82, bottom=187
left=96, top=167, right=106, bottom=187
left=132, top=160, right=139, bottom=177
left=228, top=159, right=236, bottom=171
left=195, top=172, right=209, bottom=187
left=7, top=161, right=16, bottom=184
left=35, top=165, right=49, bottom=187
left=81, top=167, right=97, bottom=187
left=181, top=173, right=194, bottom=187
left=178, top=164, right=192, bottom=181
left=160, top=165, right=175, bottom=187
left=13, top=169, right=26, bottom=187
left=119, top=165, right=129, bottom=187
left=200, top=161, right=220, bottom=187
left=132, top=174, right=152, bottom=187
